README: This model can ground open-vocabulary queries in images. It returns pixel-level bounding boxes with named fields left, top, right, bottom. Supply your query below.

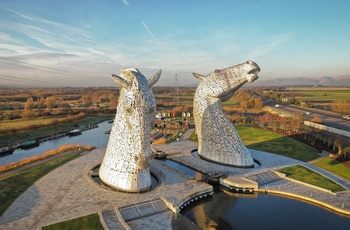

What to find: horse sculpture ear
left=111, top=74, right=131, bottom=90
left=147, top=69, right=162, bottom=88
left=192, top=72, right=206, bottom=80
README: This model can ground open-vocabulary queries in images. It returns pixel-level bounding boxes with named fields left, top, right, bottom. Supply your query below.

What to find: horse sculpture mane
left=193, top=61, right=260, bottom=167
left=99, top=68, right=161, bottom=192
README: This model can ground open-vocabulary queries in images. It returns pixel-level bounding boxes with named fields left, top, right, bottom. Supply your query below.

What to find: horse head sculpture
left=193, top=61, right=260, bottom=167
left=99, top=68, right=161, bottom=192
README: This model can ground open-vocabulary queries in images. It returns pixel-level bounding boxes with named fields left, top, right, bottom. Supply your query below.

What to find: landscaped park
left=1, top=86, right=350, bottom=229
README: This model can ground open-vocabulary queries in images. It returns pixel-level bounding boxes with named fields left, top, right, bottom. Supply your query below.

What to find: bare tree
left=23, top=97, right=35, bottom=119
left=46, top=96, right=55, bottom=113
left=37, top=97, right=45, bottom=116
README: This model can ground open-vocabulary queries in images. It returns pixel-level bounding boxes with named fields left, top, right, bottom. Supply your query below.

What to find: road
left=264, top=99, right=350, bottom=132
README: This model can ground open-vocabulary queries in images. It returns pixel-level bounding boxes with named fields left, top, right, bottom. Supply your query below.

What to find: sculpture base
left=99, top=166, right=152, bottom=193
left=197, top=152, right=254, bottom=168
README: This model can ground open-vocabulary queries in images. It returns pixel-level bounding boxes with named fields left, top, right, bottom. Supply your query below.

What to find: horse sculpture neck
left=193, top=61, right=260, bottom=167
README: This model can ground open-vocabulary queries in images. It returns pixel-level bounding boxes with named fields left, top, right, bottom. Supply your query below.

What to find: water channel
left=1, top=123, right=349, bottom=228
left=161, top=159, right=350, bottom=229
left=0, top=120, right=112, bottom=166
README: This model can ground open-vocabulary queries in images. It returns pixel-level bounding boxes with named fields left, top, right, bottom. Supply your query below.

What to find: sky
left=0, top=0, right=349, bottom=87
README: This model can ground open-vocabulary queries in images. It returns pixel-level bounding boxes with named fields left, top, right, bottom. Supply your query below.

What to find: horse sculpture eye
left=148, top=106, right=155, bottom=114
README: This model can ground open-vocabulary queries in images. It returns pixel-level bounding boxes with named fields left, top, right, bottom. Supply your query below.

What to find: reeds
left=0, top=144, right=95, bottom=173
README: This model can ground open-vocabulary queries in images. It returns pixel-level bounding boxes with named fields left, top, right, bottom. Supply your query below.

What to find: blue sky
left=0, top=0, right=349, bottom=87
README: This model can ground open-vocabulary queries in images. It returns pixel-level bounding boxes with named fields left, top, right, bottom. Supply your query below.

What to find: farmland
left=281, top=87, right=350, bottom=102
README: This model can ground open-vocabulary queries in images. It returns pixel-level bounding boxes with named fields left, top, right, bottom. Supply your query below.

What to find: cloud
left=61, top=33, right=105, bottom=56
left=7, top=8, right=38, bottom=22
left=122, top=0, right=130, bottom=6
left=141, top=21, right=157, bottom=41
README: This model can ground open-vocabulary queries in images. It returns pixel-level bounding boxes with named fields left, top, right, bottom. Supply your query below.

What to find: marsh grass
left=278, top=165, right=346, bottom=192
left=42, top=213, right=103, bottom=230
left=0, top=144, right=95, bottom=173
left=0, top=115, right=112, bottom=147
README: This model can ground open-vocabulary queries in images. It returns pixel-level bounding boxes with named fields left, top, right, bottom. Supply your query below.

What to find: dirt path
left=0, top=150, right=86, bottom=179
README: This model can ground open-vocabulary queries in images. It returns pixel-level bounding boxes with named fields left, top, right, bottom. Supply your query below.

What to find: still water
left=160, top=159, right=350, bottom=229
left=0, top=120, right=112, bottom=166
left=183, top=188, right=350, bottom=230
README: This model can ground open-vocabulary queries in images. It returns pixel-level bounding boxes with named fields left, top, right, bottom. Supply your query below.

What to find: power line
left=0, top=57, right=108, bottom=81
left=0, top=74, right=68, bottom=87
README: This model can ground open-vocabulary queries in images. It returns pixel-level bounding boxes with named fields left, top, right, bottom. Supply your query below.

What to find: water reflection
left=0, top=121, right=112, bottom=165
left=183, top=187, right=350, bottom=230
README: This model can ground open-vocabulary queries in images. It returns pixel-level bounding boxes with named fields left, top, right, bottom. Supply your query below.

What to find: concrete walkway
left=0, top=145, right=211, bottom=229
left=1, top=128, right=350, bottom=229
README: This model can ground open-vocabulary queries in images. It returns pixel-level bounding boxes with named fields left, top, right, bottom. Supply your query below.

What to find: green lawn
left=189, top=125, right=319, bottom=162
left=312, top=157, right=350, bottom=181
left=278, top=165, right=346, bottom=192
left=0, top=153, right=81, bottom=216
left=235, top=125, right=319, bottom=162
left=43, top=213, right=103, bottom=230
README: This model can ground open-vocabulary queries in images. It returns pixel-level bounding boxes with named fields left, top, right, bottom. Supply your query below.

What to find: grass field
left=0, top=153, right=81, bottom=216
left=0, top=117, right=67, bottom=130
left=278, top=165, right=346, bottom=192
left=42, top=213, right=103, bottom=230
left=236, top=125, right=319, bottom=162
left=312, top=157, right=350, bottom=181
left=280, top=89, right=350, bottom=101
left=189, top=125, right=319, bottom=162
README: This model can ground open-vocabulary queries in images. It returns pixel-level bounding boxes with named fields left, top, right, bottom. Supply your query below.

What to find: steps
left=119, top=199, right=169, bottom=222
left=100, top=199, right=169, bottom=229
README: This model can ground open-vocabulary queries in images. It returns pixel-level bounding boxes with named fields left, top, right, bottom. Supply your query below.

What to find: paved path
left=1, top=128, right=350, bottom=229
left=0, top=145, right=210, bottom=229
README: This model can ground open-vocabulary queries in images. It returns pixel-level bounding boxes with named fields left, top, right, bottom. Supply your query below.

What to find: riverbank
left=0, top=115, right=113, bottom=148
left=0, top=145, right=94, bottom=175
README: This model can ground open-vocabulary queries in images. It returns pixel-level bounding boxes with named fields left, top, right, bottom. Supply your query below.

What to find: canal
left=0, top=120, right=112, bottom=166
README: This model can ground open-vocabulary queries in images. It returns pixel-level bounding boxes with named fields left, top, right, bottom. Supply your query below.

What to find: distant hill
left=250, top=75, right=350, bottom=87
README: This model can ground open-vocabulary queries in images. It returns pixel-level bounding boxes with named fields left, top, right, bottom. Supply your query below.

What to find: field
left=0, top=117, right=67, bottom=130
left=280, top=88, right=350, bottom=102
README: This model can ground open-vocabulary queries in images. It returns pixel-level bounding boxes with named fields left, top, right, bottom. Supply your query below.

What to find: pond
left=159, top=158, right=350, bottom=229
left=182, top=188, right=350, bottom=230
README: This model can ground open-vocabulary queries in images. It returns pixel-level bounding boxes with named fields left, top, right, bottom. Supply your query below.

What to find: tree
left=37, top=97, right=45, bottom=116
left=46, top=96, right=55, bottom=113
left=23, top=97, right=35, bottom=119
left=331, top=100, right=350, bottom=114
